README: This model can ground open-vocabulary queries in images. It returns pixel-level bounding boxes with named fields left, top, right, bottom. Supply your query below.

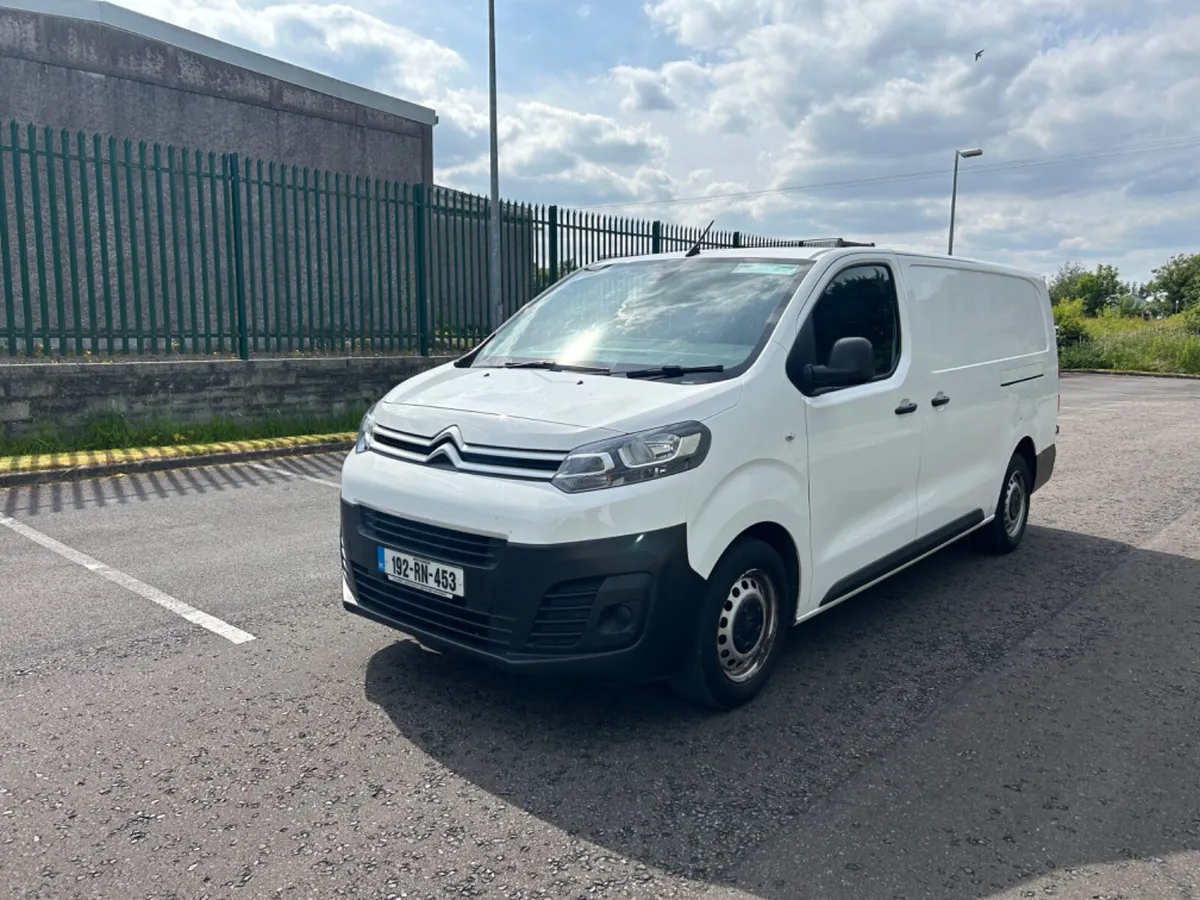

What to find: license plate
left=377, top=547, right=464, bottom=598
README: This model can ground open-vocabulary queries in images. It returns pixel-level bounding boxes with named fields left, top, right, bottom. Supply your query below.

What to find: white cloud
left=437, top=101, right=674, bottom=206
left=644, top=0, right=791, bottom=50
left=613, top=61, right=712, bottom=113
left=610, top=0, right=1200, bottom=279
left=613, top=66, right=677, bottom=112
left=436, top=100, right=669, bottom=174
left=112, top=0, right=465, bottom=98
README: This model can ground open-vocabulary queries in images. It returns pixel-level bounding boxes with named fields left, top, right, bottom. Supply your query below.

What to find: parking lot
left=3, top=372, right=1200, bottom=900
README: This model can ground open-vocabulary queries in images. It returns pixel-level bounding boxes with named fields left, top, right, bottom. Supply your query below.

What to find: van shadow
left=0, top=452, right=342, bottom=517
left=363, top=525, right=1200, bottom=897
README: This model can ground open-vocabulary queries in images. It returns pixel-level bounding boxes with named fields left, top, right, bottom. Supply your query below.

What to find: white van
left=339, top=244, right=1058, bottom=708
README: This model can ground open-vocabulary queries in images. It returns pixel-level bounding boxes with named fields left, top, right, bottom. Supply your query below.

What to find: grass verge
left=0, top=408, right=366, bottom=458
left=1059, top=327, right=1200, bottom=375
left=1055, top=302, right=1200, bottom=375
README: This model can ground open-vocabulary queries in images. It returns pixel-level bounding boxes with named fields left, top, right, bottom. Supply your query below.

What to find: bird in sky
left=975, top=48, right=985, bottom=61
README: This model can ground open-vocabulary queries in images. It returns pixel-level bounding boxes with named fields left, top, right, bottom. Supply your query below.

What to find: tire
left=974, top=453, right=1032, bottom=555
left=669, top=538, right=791, bottom=710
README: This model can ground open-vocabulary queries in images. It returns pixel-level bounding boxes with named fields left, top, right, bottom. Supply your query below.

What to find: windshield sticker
left=731, top=263, right=802, bottom=276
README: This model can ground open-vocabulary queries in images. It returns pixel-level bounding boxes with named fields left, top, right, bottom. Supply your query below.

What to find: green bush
left=1053, top=299, right=1090, bottom=348
left=1058, top=327, right=1200, bottom=375
left=1055, top=315, right=1089, bottom=348
left=1180, top=305, right=1200, bottom=335
left=1058, top=341, right=1106, bottom=370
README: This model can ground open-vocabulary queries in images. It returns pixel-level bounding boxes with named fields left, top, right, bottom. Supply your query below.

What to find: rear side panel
left=900, top=258, right=1058, bottom=538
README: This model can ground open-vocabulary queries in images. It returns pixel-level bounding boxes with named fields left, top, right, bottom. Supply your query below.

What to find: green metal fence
left=1, top=121, right=812, bottom=360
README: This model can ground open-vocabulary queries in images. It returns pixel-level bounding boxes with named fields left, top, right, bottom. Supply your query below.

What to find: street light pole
left=948, top=147, right=983, bottom=256
left=487, top=0, right=503, bottom=330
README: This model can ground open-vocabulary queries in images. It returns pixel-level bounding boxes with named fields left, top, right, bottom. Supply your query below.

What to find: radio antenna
left=685, top=220, right=716, bottom=257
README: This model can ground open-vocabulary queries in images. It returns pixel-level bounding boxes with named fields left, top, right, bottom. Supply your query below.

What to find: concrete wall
left=0, top=355, right=450, bottom=437
left=0, top=1, right=436, bottom=183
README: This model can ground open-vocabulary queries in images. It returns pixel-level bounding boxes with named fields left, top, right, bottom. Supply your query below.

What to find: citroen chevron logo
left=425, top=426, right=466, bottom=465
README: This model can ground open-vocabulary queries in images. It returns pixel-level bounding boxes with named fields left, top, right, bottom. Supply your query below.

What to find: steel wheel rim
left=1003, top=469, right=1027, bottom=538
left=715, top=568, right=780, bottom=683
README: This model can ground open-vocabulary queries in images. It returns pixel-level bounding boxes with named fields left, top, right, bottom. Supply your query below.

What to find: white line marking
left=248, top=462, right=340, bottom=489
left=0, top=514, right=256, bottom=644
left=1058, top=402, right=1125, bottom=412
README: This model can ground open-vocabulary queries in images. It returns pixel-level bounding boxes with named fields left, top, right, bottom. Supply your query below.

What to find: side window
left=810, top=264, right=901, bottom=378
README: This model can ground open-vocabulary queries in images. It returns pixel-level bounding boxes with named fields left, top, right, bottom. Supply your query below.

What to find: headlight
left=355, top=403, right=377, bottom=454
left=552, top=422, right=711, bottom=493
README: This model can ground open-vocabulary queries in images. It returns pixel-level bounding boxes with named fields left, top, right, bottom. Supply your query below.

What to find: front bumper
left=340, top=500, right=704, bottom=684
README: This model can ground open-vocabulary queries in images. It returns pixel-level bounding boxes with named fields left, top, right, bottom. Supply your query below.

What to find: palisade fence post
left=45, top=126, right=67, bottom=357
left=227, top=153, right=250, bottom=360
left=153, top=143, right=170, bottom=353
left=651, top=220, right=662, bottom=255
left=547, top=204, right=559, bottom=286
left=12, top=123, right=34, bottom=356
left=28, top=125, right=51, bottom=356
left=732, top=231, right=742, bottom=249
left=0, top=130, right=15, bottom=356
left=413, top=183, right=429, bottom=356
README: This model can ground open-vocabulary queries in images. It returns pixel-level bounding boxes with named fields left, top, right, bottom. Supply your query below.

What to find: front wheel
left=974, top=453, right=1032, bottom=555
left=669, top=538, right=791, bottom=709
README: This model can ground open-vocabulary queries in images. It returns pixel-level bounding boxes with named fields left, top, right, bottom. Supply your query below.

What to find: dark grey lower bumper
left=340, top=500, right=704, bottom=684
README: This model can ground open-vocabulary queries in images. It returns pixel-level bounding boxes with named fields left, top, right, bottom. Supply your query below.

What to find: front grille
left=373, top=432, right=562, bottom=473
left=526, top=577, right=604, bottom=652
left=360, top=507, right=504, bottom=568
left=370, top=425, right=566, bottom=481
left=351, top=563, right=515, bottom=650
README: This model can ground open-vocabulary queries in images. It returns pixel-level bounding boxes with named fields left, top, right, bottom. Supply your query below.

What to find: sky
left=111, top=0, right=1200, bottom=284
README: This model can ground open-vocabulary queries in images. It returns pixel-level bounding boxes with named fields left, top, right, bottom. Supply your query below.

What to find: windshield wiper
left=502, top=360, right=612, bottom=375
left=623, top=364, right=726, bottom=380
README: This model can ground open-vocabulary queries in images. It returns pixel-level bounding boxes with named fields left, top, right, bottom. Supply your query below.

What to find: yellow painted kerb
left=0, top=432, right=355, bottom=475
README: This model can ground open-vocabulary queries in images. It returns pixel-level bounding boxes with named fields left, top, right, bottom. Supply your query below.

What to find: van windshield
left=471, top=257, right=814, bottom=378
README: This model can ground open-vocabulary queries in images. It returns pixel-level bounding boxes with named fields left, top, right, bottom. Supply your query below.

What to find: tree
left=1149, top=253, right=1200, bottom=315
left=1048, top=261, right=1086, bottom=307
left=1119, top=279, right=1149, bottom=300
left=1112, top=293, right=1144, bottom=318
left=1075, top=263, right=1122, bottom=317
left=1182, top=304, right=1200, bottom=335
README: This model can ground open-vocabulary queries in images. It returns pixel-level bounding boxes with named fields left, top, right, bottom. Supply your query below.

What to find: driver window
left=810, top=264, right=901, bottom=378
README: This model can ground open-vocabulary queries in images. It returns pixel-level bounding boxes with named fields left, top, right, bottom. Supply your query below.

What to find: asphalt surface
left=2, top=372, right=1199, bottom=900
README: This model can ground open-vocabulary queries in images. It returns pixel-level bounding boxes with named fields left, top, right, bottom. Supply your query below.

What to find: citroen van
left=339, top=244, right=1058, bottom=708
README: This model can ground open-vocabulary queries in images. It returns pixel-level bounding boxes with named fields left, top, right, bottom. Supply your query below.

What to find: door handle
left=894, top=400, right=918, bottom=415
left=931, top=392, right=950, bottom=408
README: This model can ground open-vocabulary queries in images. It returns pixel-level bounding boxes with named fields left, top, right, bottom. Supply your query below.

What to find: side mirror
left=803, top=336, right=875, bottom=392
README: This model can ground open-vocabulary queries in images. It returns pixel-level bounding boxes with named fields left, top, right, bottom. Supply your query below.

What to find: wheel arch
left=736, top=521, right=801, bottom=621
left=1014, top=435, right=1037, bottom=486
left=686, top=459, right=810, bottom=615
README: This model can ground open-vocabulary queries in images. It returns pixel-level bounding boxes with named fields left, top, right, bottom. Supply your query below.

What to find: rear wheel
left=669, top=539, right=791, bottom=709
left=974, top=453, right=1031, bottom=555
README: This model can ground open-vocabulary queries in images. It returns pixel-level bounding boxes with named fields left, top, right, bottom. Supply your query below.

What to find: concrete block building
left=0, top=0, right=437, bottom=183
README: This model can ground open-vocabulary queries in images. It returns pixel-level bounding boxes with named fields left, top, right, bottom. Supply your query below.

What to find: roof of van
left=599, top=245, right=1045, bottom=282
